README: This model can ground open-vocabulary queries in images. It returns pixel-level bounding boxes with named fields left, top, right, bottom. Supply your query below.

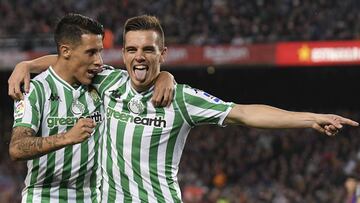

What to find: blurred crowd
left=1, top=108, right=360, bottom=202
left=179, top=111, right=360, bottom=203
left=1, top=0, right=360, bottom=48
left=0, top=107, right=24, bottom=203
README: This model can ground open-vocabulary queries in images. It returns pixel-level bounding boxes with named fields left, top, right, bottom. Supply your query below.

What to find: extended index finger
left=338, top=117, right=359, bottom=127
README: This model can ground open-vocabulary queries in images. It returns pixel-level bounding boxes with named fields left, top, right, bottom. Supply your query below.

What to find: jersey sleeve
left=175, top=84, right=235, bottom=127
left=92, top=65, right=128, bottom=97
left=13, top=81, right=43, bottom=133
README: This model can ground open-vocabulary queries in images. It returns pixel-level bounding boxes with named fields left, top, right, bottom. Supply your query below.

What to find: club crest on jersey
left=14, top=100, right=25, bottom=119
left=89, top=88, right=100, bottom=102
left=128, top=97, right=145, bottom=114
left=71, top=100, right=85, bottom=115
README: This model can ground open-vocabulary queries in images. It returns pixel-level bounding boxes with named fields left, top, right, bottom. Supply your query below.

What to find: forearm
left=225, top=104, right=316, bottom=129
left=9, top=128, right=69, bottom=161
left=25, top=54, right=58, bottom=73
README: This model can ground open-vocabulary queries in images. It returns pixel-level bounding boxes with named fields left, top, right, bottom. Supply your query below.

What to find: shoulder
left=176, top=83, right=224, bottom=104
left=101, top=65, right=128, bottom=75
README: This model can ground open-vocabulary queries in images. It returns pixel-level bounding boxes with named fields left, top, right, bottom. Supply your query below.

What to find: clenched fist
left=64, top=118, right=96, bottom=145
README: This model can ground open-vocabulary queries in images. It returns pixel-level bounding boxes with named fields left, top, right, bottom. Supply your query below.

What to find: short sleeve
left=92, top=65, right=128, bottom=97
left=13, top=81, right=43, bottom=133
left=175, top=84, right=234, bottom=127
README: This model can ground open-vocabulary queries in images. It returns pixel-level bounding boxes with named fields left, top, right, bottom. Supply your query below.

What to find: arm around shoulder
left=8, top=55, right=58, bottom=99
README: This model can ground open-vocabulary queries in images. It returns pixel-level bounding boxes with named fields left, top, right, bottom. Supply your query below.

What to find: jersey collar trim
left=48, top=66, right=84, bottom=91
left=128, top=79, right=154, bottom=98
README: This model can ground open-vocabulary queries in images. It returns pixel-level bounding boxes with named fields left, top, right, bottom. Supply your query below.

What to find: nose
left=94, top=52, right=103, bottom=66
left=134, top=51, right=145, bottom=62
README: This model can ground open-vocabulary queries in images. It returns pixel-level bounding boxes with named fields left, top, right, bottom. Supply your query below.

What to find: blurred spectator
left=103, top=28, right=115, bottom=49
left=1, top=0, right=360, bottom=49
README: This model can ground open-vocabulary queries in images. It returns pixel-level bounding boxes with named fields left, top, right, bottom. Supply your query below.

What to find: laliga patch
left=192, top=88, right=221, bottom=103
left=14, top=100, right=25, bottom=119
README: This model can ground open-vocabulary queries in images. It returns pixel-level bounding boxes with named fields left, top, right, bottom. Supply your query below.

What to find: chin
left=81, top=79, right=92, bottom=85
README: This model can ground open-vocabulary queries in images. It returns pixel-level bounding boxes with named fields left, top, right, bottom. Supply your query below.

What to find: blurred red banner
left=276, top=41, right=360, bottom=66
left=102, top=44, right=275, bottom=67
left=2, top=41, right=360, bottom=70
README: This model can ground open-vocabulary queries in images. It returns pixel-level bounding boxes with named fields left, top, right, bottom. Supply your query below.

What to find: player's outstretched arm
left=9, top=118, right=95, bottom=161
left=224, top=104, right=358, bottom=136
left=8, top=55, right=58, bottom=100
left=152, top=71, right=175, bottom=107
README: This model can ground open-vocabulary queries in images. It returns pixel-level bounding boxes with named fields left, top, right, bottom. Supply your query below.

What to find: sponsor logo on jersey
left=47, top=111, right=103, bottom=128
left=48, top=93, right=61, bottom=101
left=14, top=100, right=25, bottom=120
left=128, top=97, right=145, bottom=114
left=110, top=89, right=122, bottom=99
left=107, top=107, right=166, bottom=128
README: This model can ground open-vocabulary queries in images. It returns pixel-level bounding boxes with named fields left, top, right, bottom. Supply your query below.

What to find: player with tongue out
left=123, top=28, right=167, bottom=93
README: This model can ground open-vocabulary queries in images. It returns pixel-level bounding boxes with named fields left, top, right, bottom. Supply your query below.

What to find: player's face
left=69, top=34, right=103, bottom=85
left=122, top=30, right=167, bottom=92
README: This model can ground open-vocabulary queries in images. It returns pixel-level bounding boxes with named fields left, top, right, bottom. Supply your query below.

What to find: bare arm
left=9, top=54, right=176, bottom=106
left=9, top=127, right=68, bottom=161
left=9, top=118, right=95, bottom=161
left=224, top=104, right=358, bottom=135
left=8, top=55, right=57, bottom=99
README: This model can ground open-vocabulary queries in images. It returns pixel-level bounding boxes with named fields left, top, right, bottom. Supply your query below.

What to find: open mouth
left=133, top=65, right=149, bottom=81
left=87, top=69, right=97, bottom=78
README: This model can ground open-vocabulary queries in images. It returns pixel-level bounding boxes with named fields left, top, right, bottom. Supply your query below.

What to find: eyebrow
left=143, top=46, right=155, bottom=50
left=85, top=48, right=102, bottom=53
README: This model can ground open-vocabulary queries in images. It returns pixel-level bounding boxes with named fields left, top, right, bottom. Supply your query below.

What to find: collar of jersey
left=49, top=66, right=85, bottom=91
left=128, top=79, right=154, bottom=99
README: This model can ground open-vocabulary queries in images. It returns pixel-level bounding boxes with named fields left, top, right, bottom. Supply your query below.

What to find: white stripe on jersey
left=123, top=120, right=140, bottom=199
left=140, top=103, right=159, bottom=203
left=156, top=102, right=177, bottom=203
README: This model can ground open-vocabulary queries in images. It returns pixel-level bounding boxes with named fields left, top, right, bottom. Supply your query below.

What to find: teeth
left=134, top=65, right=147, bottom=70
left=87, top=72, right=94, bottom=78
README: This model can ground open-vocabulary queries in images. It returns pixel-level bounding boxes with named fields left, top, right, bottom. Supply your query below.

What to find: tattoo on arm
left=10, top=127, right=67, bottom=160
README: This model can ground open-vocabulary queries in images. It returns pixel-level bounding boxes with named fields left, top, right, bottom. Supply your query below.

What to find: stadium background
left=1, top=0, right=360, bottom=202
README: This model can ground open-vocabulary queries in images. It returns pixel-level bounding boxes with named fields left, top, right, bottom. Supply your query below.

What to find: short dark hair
left=54, top=13, right=104, bottom=51
left=123, top=15, right=165, bottom=49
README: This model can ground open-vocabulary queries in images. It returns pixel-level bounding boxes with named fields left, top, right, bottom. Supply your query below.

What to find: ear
left=59, top=44, right=72, bottom=59
left=159, top=47, right=167, bottom=63
left=122, top=47, right=126, bottom=64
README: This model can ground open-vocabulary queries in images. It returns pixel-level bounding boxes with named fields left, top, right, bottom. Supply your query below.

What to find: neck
left=52, top=59, right=77, bottom=86
left=131, top=81, right=154, bottom=93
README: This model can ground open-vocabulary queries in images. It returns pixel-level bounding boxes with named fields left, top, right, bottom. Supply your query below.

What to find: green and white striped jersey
left=93, top=68, right=234, bottom=203
left=13, top=67, right=104, bottom=203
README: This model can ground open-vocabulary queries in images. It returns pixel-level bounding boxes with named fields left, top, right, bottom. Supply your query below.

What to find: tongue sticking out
left=134, top=69, right=147, bottom=81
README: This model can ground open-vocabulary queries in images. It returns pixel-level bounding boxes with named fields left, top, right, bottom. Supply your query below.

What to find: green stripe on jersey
left=131, top=96, right=149, bottom=202
left=41, top=75, right=59, bottom=202
left=75, top=93, right=90, bottom=202
left=105, top=85, right=132, bottom=203
left=98, top=71, right=125, bottom=98
left=185, top=93, right=230, bottom=112
left=59, top=86, right=74, bottom=203
left=165, top=103, right=183, bottom=203
left=149, top=107, right=166, bottom=202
